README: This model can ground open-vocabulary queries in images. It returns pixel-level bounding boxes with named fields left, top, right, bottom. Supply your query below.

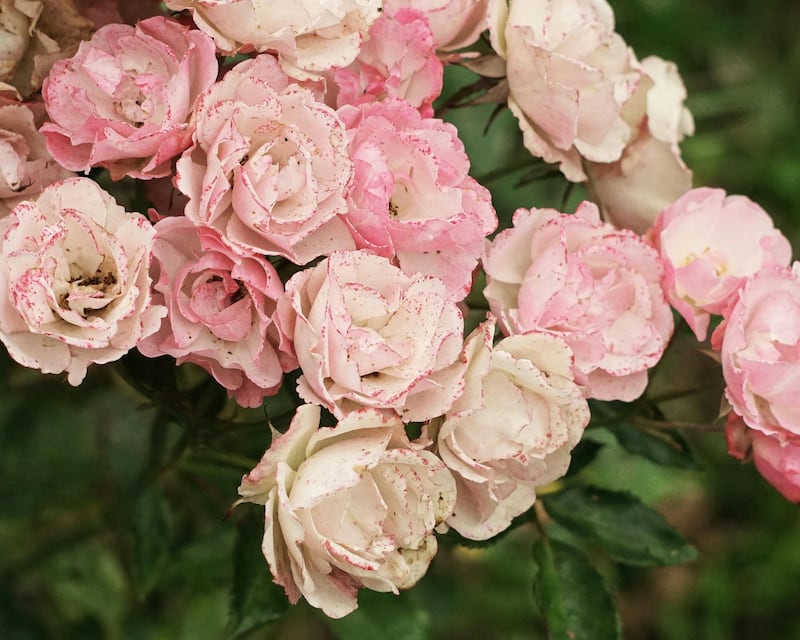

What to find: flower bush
left=1, top=1, right=798, bottom=637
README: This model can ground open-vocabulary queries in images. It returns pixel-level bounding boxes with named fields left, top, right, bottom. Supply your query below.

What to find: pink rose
left=276, top=250, right=466, bottom=421
left=588, top=56, right=695, bottom=234
left=237, top=404, right=457, bottom=618
left=339, top=98, right=496, bottom=300
left=725, top=412, right=800, bottom=503
left=0, top=97, right=73, bottom=216
left=751, top=432, right=800, bottom=503
left=721, top=264, right=800, bottom=443
left=432, top=319, right=589, bottom=540
left=40, top=16, right=218, bottom=180
left=587, top=124, right=693, bottom=235
left=0, top=177, right=165, bottom=384
left=333, top=8, right=443, bottom=118
left=176, top=54, right=354, bottom=265
left=137, top=217, right=296, bottom=408
left=483, top=201, right=673, bottom=401
left=165, top=0, right=381, bottom=72
left=384, top=0, right=490, bottom=51
left=489, top=0, right=640, bottom=181
left=652, top=188, right=791, bottom=341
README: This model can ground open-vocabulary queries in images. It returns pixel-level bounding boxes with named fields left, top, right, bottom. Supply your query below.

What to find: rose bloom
left=488, top=0, right=640, bottom=181
left=165, top=0, right=381, bottom=72
left=725, top=412, right=800, bottom=503
left=721, top=264, right=800, bottom=443
left=587, top=125, right=693, bottom=235
left=384, top=0, right=490, bottom=51
left=0, top=0, right=93, bottom=98
left=339, top=98, right=496, bottom=300
left=650, top=187, right=791, bottom=341
left=40, top=16, right=218, bottom=180
left=587, top=56, right=695, bottom=234
left=483, top=201, right=673, bottom=401
left=276, top=250, right=466, bottom=421
left=0, top=177, right=165, bottom=384
left=237, top=404, right=457, bottom=618
left=333, top=7, right=443, bottom=118
left=431, top=319, right=589, bottom=540
left=751, top=432, right=800, bottom=503
left=176, top=54, right=354, bottom=265
left=0, top=96, right=73, bottom=216
left=137, top=217, right=296, bottom=408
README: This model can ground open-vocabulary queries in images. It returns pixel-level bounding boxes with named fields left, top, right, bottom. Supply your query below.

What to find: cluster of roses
left=0, top=0, right=797, bottom=620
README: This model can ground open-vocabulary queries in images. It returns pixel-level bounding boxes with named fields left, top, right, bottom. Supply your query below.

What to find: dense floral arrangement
left=1, top=0, right=797, bottom=634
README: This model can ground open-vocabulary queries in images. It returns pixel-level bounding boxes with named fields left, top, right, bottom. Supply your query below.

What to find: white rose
left=433, top=318, right=590, bottom=540
left=489, top=0, right=640, bottom=181
left=238, top=404, right=457, bottom=618
left=164, top=0, right=381, bottom=72
left=0, top=177, right=165, bottom=383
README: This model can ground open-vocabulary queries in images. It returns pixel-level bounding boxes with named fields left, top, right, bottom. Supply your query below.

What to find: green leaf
left=327, top=589, right=431, bottom=640
left=227, top=517, right=288, bottom=638
left=131, top=486, right=173, bottom=596
left=606, top=422, right=700, bottom=470
left=565, top=439, right=604, bottom=477
left=532, top=537, right=621, bottom=640
left=543, top=486, right=698, bottom=567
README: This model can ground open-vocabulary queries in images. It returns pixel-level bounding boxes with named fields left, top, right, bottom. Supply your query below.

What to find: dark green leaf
left=132, top=486, right=173, bottom=596
left=532, top=537, right=621, bottom=640
left=606, top=422, right=700, bottom=470
left=228, top=517, right=287, bottom=638
left=565, top=439, right=604, bottom=477
left=543, top=486, right=698, bottom=566
left=327, top=589, right=431, bottom=640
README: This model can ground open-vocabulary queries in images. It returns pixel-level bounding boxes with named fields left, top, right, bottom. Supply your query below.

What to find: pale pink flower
left=0, top=0, right=93, bottom=98
left=164, top=0, right=381, bottom=73
left=652, top=188, right=791, bottom=341
left=721, top=263, right=800, bottom=443
left=176, top=54, right=354, bottom=265
left=137, top=217, right=296, bottom=408
left=0, top=96, right=73, bottom=216
left=339, top=98, right=496, bottom=300
left=751, top=432, right=800, bottom=503
left=384, top=0, right=490, bottom=51
left=40, top=16, right=217, bottom=180
left=0, top=177, right=165, bottom=384
left=724, top=411, right=752, bottom=462
left=627, top=56, right=695, bottom=150
left=588, top=56, right=695, bottom=234
left=433, top=318, right=589, bottom=540
left=276, top=250, right=466, bottom=421
left=334, top=8, right=443, bottom=118
left=489, top=0, right=640, bottom=181
left=587, top=124, right=693, bottom=235
left=237, top=404, right=457, bottom=618
left=725, top=412, right=800, bottom=503
left=483, top=201, right=673, bottom=401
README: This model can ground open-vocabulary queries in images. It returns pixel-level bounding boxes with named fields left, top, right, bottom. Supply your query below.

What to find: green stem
left=647, top=385, right=719, bottom=404
left=476, top=163, right=529, bottom=185
left=189, top=448, right=259, bottom=471
left=631, top=417, right=725, bottom=433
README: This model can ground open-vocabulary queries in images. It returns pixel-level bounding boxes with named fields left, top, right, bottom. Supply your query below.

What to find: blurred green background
left=2, top=1, right=800, bottom=638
